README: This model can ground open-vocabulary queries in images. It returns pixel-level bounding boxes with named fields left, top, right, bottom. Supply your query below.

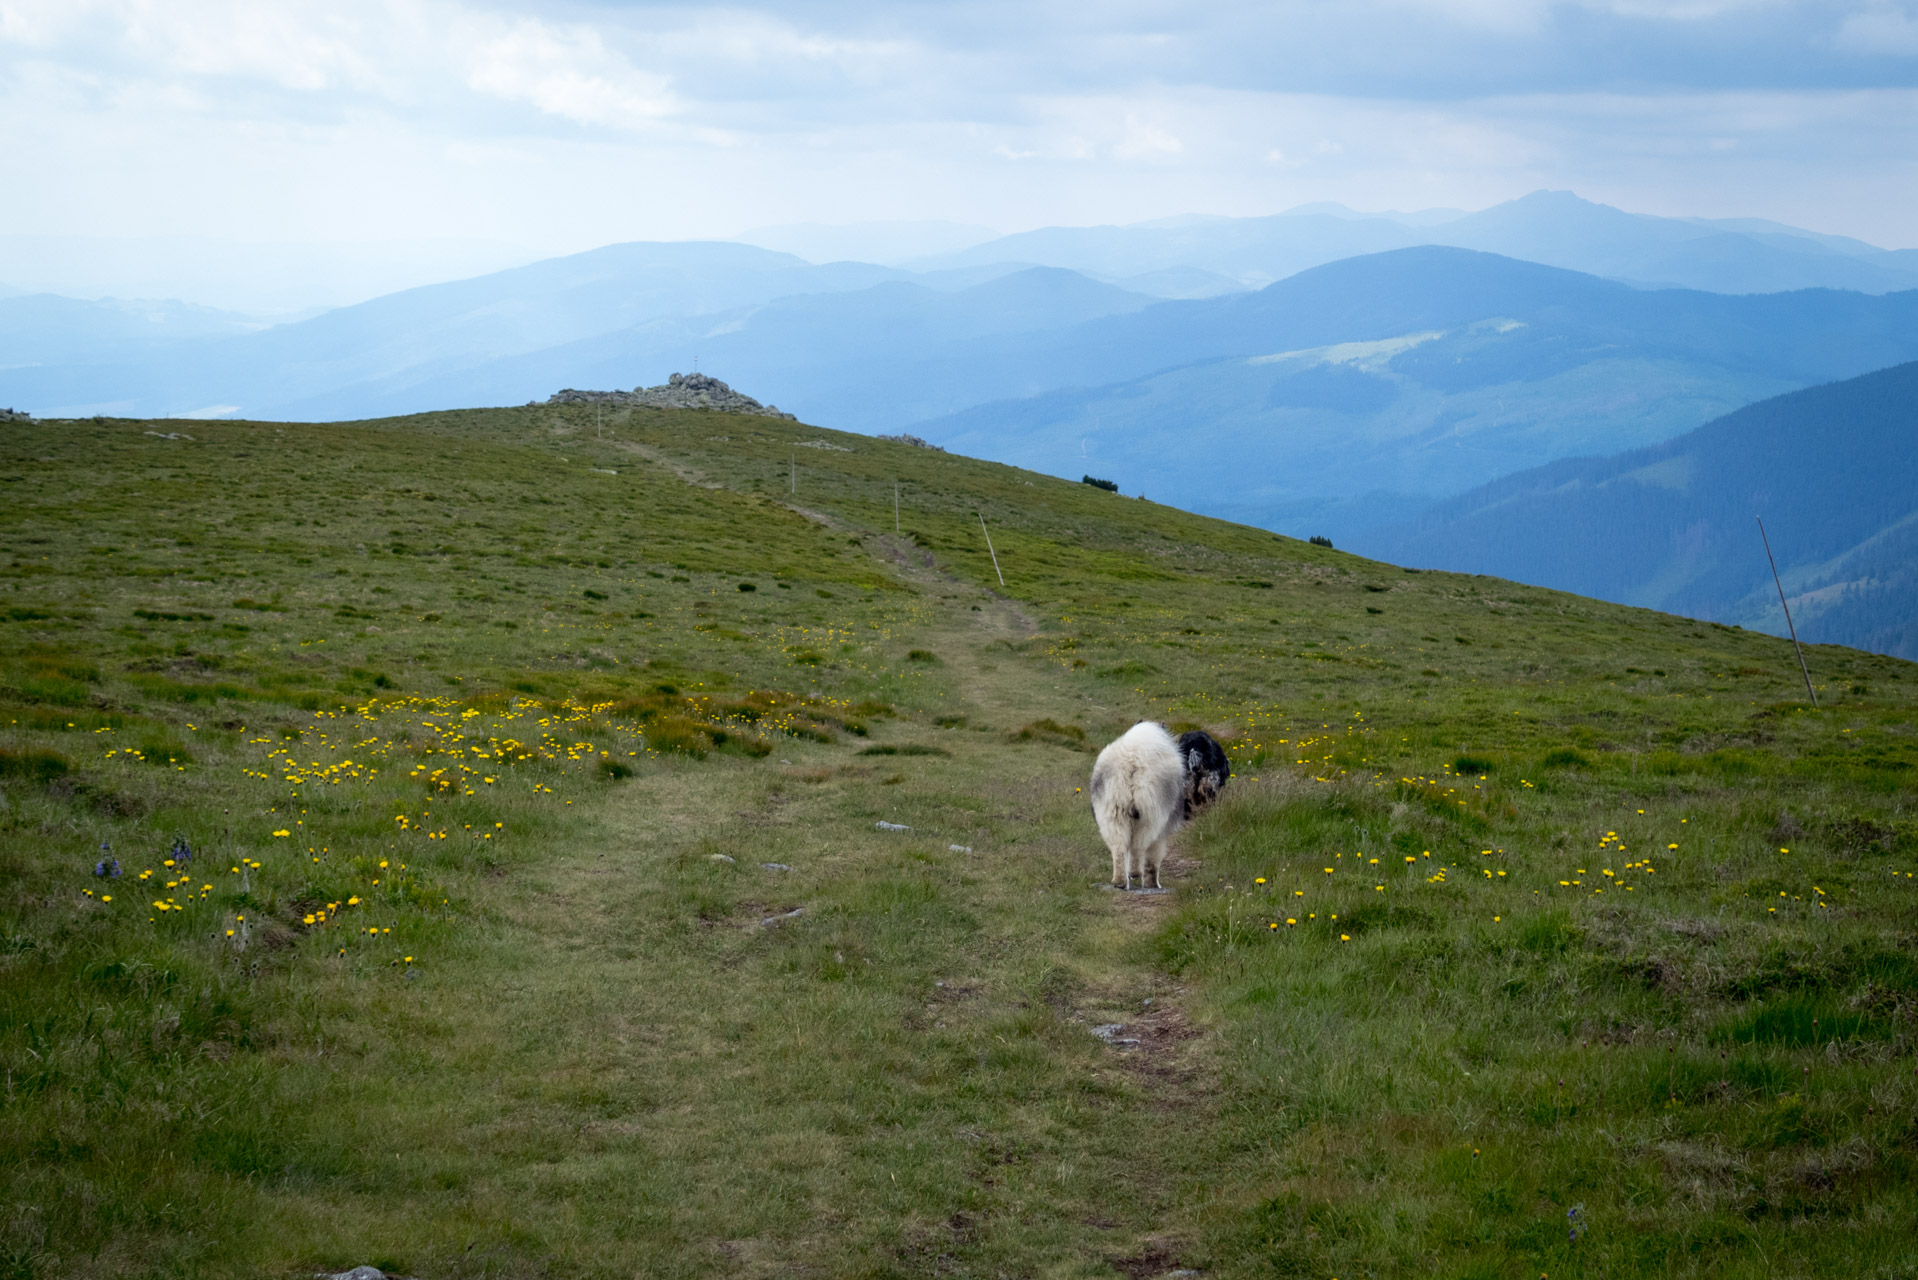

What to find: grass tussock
left=1008, top=718, right=1089, bottom=750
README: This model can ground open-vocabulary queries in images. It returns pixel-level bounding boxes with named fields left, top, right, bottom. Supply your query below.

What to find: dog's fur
left=1176, top=729, right=1232, bottom=820
left=1089, top=721, right=1185, bottom=890
left=1089, top=723, right=1233, bottom=890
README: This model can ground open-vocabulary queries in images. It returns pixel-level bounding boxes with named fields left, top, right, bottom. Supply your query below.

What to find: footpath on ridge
left=379, top=450, right=1215, bottom=1275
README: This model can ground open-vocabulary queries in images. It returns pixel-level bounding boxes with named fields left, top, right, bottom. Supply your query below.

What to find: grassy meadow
left=2, top=404, right=1915, bottom=1279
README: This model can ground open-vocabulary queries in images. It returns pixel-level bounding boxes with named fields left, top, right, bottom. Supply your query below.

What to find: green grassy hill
left=3, top=404, right=1915, bottom=1280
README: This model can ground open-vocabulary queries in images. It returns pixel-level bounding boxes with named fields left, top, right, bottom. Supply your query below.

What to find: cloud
left=1111, top=115, right=1184, bottom=159
left=465, top=19, right=676, bottom=127
left=1834, top=2, right=1918, bottom=53
left=1, top=0, right=1916, bottom=270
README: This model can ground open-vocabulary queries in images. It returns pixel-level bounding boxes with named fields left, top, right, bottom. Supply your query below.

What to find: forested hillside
left=1362, top=359, right=1918, bottom=658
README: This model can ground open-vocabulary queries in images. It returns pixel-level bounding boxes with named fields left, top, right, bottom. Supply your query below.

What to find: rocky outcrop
left=1, top=408, right=35, bottom=424
left=875, top=433, right=944, bottom=452
left=543, top=373, right=796, bottom=421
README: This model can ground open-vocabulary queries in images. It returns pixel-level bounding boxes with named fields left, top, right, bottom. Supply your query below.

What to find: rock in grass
left=762, top=862, right=792, bottom=871
left=760, top=908, right=804, bottom=927
left=707, top=854, right=736, bottom=863
left=875, top=821, right=911, bottom=831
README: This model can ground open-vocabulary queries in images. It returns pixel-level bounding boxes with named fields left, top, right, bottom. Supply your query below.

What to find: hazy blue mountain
left=899, top=249, right=1918, bottom=536
left=1109, top=266, right=1248, bottom=299
left=0, top=294, right=267, bottom=366
left=0, top=234, right=536, bottom=314
left=253, top=266, right=1158, bottom=423
left=922, top=191, right=1918, bottom=296
left=1356, top=360, right=1918, bottom=659
left=0, top=241, right=911, bottom=419
left=923, top=210, right=1424, bottom=288
left=1429, top=191, right=1918, bottom=294
left=733, top=220, right=1001, bottom=266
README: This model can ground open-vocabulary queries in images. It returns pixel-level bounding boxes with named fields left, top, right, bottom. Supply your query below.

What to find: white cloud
left=119, top=0, right=387, bottom=93
left=1834, top=2, right=1918, bottom=54
left=1112, top=114, right=1184, bottom=159
left=465, top=19, right=677, bottom=127
left=0, top=0, right=1915, bottom=273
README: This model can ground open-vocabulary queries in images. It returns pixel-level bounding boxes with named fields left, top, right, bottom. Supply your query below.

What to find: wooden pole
left=978, top=512, right=1004, bottom=587
left=1757, top=516, right=1817, bottom=707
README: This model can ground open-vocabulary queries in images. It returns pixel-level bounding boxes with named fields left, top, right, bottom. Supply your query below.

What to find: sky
left=2, top=0, right=1916, bottom=285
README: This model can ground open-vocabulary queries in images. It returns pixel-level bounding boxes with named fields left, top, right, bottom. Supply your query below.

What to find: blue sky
left=3, top=0, right=1916, bottom=257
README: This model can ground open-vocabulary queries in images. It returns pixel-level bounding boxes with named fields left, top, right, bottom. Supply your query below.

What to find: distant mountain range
left=910, top=190, right=1918, bottom=297
left=5, top=189, right=1918, bottom=657
left=1357, top=360, right=1918, bottom=660
left=0, top=242, right=938, bottom=418
left=8, top=190, right=1917, bottom=420
left=7, top=236, right=1918, bottom=541
left=908, top=248, right=1918, bottom=538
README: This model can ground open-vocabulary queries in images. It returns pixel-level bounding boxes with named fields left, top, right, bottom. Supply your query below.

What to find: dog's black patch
left=1176, top=730, right=1231, bottom=820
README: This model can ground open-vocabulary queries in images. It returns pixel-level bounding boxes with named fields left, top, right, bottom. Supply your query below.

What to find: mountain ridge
left=1356, top=359, right=1918, bottom=657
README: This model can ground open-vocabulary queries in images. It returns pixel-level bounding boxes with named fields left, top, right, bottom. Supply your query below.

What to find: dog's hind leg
left=1143, top=836, right=1167, bottom=890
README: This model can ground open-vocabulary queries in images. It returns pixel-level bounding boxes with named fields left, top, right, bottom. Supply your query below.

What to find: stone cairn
left=874, top=433, right=944, bottom=451
left=542, top=373, right=796, bottom=421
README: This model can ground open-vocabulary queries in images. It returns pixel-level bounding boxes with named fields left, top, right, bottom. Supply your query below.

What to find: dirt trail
left=499, top=443, right=1211, bottom=1270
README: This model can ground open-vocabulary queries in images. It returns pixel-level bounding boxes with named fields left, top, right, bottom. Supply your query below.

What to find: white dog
left=1088, top=721, right=1187, bottom=890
